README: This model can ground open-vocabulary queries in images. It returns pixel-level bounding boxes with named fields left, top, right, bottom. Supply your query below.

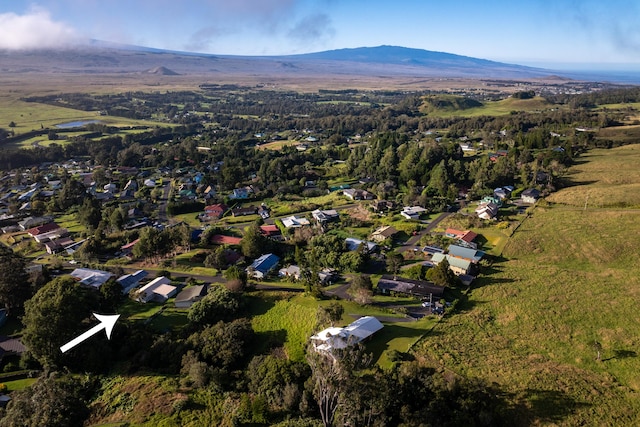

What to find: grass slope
left=415, top=145, right=640, bottom=425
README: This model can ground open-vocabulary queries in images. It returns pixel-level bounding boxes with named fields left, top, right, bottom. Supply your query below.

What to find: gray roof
left=175, top=284, right=208, bottom=303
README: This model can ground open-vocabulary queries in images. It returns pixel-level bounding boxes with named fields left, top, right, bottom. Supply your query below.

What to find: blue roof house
left=247, top=253, right=280, bottom=279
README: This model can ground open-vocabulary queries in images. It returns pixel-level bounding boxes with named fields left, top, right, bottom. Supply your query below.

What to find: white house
left=311, top=316, right=383, bottom=352
left=311, top=209, right=339, bottom=223
left=137, top=276, right=177, bottom=303
left=400, top=206, right=427, bottom=220
left=70, top=268, right=114, bottom=290
left=475, top=202, right=498, bottom=220
left=281, top=215, right=310, bottom=228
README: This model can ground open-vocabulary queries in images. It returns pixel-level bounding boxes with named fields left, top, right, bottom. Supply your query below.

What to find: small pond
left=55, top=120, right=101, bottom=129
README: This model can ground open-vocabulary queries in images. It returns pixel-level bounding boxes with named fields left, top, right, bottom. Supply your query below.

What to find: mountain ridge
left=0, top=42, right=558, bottom=80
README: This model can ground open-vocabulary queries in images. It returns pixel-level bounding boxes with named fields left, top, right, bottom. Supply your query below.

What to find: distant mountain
left=145, top=66, right=180, bottom=76
left=271, top=45, right=549, bottom=78
left=0, top=43, right=557, bottom=80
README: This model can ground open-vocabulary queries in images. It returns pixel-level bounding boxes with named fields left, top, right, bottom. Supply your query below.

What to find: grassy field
left=414, top=145, right=640, bottom=425
left=423, top=96, right=553, bottom=118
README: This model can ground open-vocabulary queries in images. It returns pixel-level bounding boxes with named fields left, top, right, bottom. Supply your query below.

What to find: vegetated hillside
left=415, top=145, right=640, bottom=425
left=420, top=95, right=484, bottom=113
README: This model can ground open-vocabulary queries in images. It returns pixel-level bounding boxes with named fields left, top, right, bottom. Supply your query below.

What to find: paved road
left=156, top=182, right=172, bottom=224
left=397, top=211, right=452, bottom=253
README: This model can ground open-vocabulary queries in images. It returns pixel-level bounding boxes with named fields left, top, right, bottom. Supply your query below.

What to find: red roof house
left=204, top=203, right=227, bottom=219
left=27, top=222, right=60, bottom=237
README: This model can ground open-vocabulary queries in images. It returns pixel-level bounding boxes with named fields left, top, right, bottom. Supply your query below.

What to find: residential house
left=137, top=276, right=177, bottom=303
left=18, top=216, right=54, bottom=231
left=279, top=265, right=301, bottom=280
left=260, top=224, right=282, bottom=240
left=400, top=206, right=428, bottom=220
left=377, top=275, right=445, bottom=299
left=44, top=236, right=74, bottom=254
left=211, top=234, right=242, bottom=245
left=343, top=188, right=375, bottom=201
left=33, top=227, right=68, bottom=244
left=202, top=185, right=217, bottom=199
left=482, top=195, right=502, bottom=207
left=258, top=205, right=270, bottom=219
left=229, top=186, right=252, bottom=200
left=26, top=222, right=60, bottom=238
left=431, top=253, right=473, bottom=276
left=318, top=268, right=339, bottom=285
left=444, top=228, right=478, bottom=249
left=204, top=203, right=227, bottom=220
left=281, top=215, right=310, bottom=228
left=370, top=225, right=398, bottom=243
left=312, top=209, right=339, bottom=223
left=143, top=178, right=156, bottom=188
left=521, top=188, right=541, bottom=204
left=120, top=238, right=140, bottom=256
left=345, top=237, right=378, bottom=253
left=475, top=202, right=499, bottom=220
left=447, top=244, right=485, bottom=263
left=0, top=336, right=26, bottom=360
left=422, top=245, right=445, bottom=255
left=70, top=268, right=114, bottom=290
left=493, top=186, right=514, bottom=200
left=175, top=284, right=208, bottom=308
left=116, top=270, right=148, bottom=295
left=372, top=200, right=395, bottom=213
left=247, top=253, right=280, bottom=279
left=311, top=316, right=383, bottom=352
left=232, top=206, right=257, bottom=217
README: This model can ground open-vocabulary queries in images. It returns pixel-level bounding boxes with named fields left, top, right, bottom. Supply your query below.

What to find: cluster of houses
left=474, top=186, right=541, bottom=220
left=65, top=267, right=208, bottom=308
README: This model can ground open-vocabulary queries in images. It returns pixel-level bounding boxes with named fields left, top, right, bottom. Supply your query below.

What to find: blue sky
left=0, top=1, right=639, bottom=69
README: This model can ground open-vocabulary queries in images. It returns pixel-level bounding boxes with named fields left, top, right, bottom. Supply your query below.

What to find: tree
left=385, top=252, right=404, bottom=278
left=22, top=277, right=100, bottom=369
left=316, top=302, right=344, bottom=328
left=349, top=275, right=374, bottom=305
left=187, top=285, right=242, bottom=326
left=0, top=247, right=31, bottom=316
left=204, top=246, right=228, bottom=270
left=224, top=265, right=248, bottom=288
left=187, top=318, right=255, bottom=371
left=241, top=224, right=270, bottom=259
left=425, top=258, right=458, bottom=288
left=0, top=372, right=92, bottom=427
left=99, top=278, right=124, bottom=312
left=306, top=343, right=373, bottom=427
left=77, top=196, right=102, bottom=232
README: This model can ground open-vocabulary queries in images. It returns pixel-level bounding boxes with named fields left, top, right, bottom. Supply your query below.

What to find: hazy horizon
left=1, top=1, right=639, bottom=71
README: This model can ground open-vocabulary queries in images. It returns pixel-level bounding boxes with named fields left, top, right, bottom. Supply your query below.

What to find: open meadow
left=415, top=145, right=640, bottom=425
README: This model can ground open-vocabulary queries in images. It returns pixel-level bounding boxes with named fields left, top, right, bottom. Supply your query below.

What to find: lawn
left=4, top=378, right=38, bottom=392
left=249, top=291, right=428, bottom=366
left=414, top=144, right=640, bottom=425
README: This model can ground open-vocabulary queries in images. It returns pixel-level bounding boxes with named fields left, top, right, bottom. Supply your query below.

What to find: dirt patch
left=345, top=204, right=373, bottom=221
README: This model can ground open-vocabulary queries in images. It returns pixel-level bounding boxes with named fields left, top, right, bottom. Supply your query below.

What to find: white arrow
left=60, top=313, right=120, bottom=353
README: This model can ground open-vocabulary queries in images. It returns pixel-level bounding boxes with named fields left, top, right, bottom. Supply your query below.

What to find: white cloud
left=0, top=7, right=84, bottom=50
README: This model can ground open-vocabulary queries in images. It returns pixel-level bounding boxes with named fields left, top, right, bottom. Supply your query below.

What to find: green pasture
left=548, top=144, right=640, bottom=208
left=423, top=96, right=554, bottom=118
left=414, top=144, right=640, bottom=425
